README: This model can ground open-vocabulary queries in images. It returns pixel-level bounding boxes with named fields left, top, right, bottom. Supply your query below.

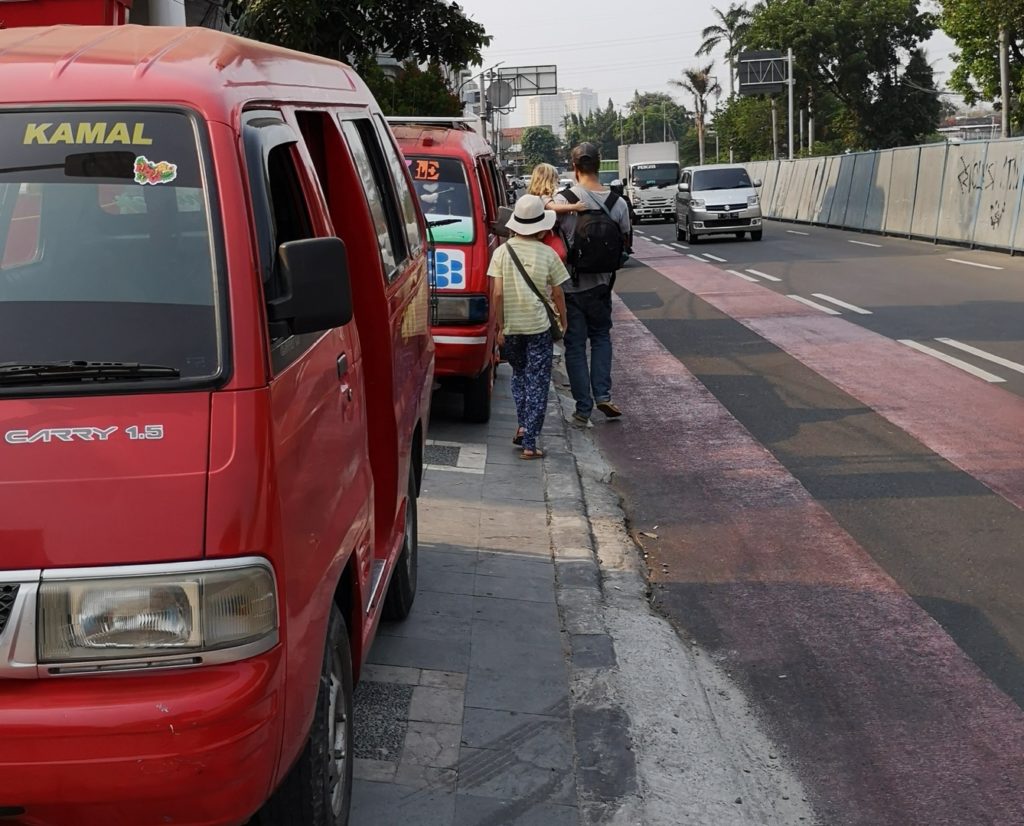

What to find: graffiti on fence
left=957, top=152, right=1024, bottom=229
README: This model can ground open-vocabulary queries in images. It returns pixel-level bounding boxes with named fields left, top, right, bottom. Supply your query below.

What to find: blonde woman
left=528, top=164, right=586, bottom=215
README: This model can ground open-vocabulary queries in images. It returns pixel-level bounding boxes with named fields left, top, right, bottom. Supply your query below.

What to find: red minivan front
left=392, top=122, right=503, bottom=422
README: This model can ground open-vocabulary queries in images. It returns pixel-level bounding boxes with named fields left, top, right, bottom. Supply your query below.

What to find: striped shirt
left=488, top=236, right=570, bottom=335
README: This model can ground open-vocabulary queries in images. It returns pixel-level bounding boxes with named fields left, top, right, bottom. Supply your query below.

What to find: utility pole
left=663, top=102, right=667, bottom=141
left=479, top=73, right=488, bottom=142
left=642, top=110, right=646, bottom=143
left=770, top=97, right=778, bottom=159
left=787, top=47, right=795, bottom=160
left=1000, top=28, right=1011, bottom=138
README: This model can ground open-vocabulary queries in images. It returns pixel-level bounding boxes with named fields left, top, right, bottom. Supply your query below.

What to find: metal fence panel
left=827, top=154, right=857, bottom=226
left=864, top=149, right=893, bottom=232
left=844, top=152, right=877, bottom=230
left=936, top=141, right=987, bottom=243
left=910, top=143, right=949, bottom=239
left=885, top=146, right=920, bottom=236
left=970, top=138, right=1024, bottom=249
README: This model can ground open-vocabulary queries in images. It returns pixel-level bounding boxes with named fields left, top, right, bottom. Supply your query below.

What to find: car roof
left=682, top=163, right=750, bottom=172
left=391, top=124, right=493, bottom=159
left=0, top=25, right=371, bottom=122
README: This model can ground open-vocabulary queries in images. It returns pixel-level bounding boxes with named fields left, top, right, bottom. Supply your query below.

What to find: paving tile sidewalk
left=351, top=369, right=580, bottom=826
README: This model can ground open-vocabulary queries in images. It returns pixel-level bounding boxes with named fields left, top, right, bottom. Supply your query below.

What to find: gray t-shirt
left=555, top=185, right=632, bottom=293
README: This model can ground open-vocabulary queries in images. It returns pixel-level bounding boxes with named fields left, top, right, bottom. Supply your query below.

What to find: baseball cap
left=571, top=142, right=600, bottom=164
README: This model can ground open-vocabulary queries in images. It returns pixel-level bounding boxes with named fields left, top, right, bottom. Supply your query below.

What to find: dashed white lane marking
left=787, top=294, right=842, bottom=315
left=727, top=269, right=759, bottom=282
left=787, top=230, right=810, bottom=236
left=671, top=242, right=690, bottom=250
left=746, top=268, right=782, bottom=282
left=687, top=254, right=708, bottom=263
left=848, top=239, right=882, bottom=248
left=898, top=340, right=1006, bottom=383
left=947, top=258, right=1004, bottom=270
left=935, top=338, right=1024, bottom=375
left=811, top=293, right=872, bottom=315
left=703, top=253, right=728, bottom=262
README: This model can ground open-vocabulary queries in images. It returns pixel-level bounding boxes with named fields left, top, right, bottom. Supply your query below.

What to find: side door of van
left=242, top=111, right=373, bottom=762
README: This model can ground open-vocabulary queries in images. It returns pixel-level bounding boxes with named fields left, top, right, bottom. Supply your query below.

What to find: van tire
left=255, top=606, right=353, bottom=826
left=382, top=472, right=418, bottom=621
left=685, top=219, right=700, bottom=245
left=675, top=221, right=685, bottom=242
left=750, top=230, right=763, bottom=241
left=463, top=363, right=493, bottom=424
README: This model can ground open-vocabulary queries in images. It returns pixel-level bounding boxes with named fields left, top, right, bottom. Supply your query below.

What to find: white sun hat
left=505, top=193, right=557, bottom=236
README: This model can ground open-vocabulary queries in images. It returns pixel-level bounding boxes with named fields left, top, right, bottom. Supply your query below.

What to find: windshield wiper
left=427, top=218, right=463, bottom=228
left=0, top=361, right=181, bottom=386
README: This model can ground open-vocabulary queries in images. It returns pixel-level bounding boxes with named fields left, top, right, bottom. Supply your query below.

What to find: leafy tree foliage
left=564, top=100, right=621, bottom=160
left=521, top=127, right=564, bottom=168
left=744, top=0, right=938, bottom=149
left=712, top=95, right=774, bottom=161
left=697, top=3, right=753, bottom=98
left=363, top=62, right=464, bottom=116
left=225, top=0, right=490, bottom=73
left=670, top=64, right=722, bottom=164
left=941, top=0, right=1024, bottom=128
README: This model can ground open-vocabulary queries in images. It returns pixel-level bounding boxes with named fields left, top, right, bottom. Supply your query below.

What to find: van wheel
left=255, top=606, right=353, bottom=826
left=675, top=221, right=685, bottom=242
left=463, top=363, right=493, bottom=423
left=382, top=472, right=418, bottom=621
left=750, top=230, right=763, bottom=241
left=685, top=220, right=700, bottom=245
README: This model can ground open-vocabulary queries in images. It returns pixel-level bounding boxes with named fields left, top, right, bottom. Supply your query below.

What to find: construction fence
left=746, top=137, right=1024, bottom=252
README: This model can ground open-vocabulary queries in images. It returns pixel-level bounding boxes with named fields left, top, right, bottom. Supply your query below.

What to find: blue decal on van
left=432, top=249, right=466, bottom=290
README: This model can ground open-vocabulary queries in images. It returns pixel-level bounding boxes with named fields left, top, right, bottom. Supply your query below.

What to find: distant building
left=938, top=115, right=1000, bottom=142
left=525, top=88, right=599, bottom=137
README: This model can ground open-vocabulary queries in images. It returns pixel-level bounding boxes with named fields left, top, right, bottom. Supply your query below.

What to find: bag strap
left=579, top=188, right=620, bottom=219
left=506, top=244, right=560, bottom=329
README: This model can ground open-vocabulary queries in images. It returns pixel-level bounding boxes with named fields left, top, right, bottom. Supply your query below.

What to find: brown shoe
left=597, top=401, right=622, bottom=418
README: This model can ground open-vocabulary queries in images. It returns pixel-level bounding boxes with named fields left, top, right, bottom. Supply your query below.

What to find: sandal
left=513, top=428, right=524, bottom=446
left=520, top=448, right=545, bottom=460
left=596, top=400, right=622, bottom=419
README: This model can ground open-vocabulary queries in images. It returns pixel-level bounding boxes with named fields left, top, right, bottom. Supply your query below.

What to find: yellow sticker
left=23, top=122, right=153, bottom=146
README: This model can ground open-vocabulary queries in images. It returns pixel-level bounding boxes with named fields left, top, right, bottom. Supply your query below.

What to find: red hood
left=0, top=392, right=211, bottom=570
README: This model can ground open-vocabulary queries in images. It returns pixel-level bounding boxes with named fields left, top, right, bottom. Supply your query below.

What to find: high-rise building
left=525, top=88, right=599, bottom=137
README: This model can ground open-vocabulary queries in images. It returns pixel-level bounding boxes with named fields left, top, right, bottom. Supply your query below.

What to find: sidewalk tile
left=368, top=634, right=470, bottom=673
left=456, top=746, right=575, bottom=805
left=393, top=763, right=458, bottom=791
left=420, top=669, right=468, bottom=690
left=419, top=567, right=476, bottom=596
left=471, top=595, right=560, bottom=633
left=401, top=721, right=463, bottom=769
left=354, top=758, right=397, bottom=783
left=409, top=686, right=464, bottom=726
left=453, top=794, right=578, bottom=826
left=351, top=781, right=456, bottom=823
left=461, top=708, right=573, bottom=769
left=466, top=641, right=569, bottom=715
left=359, top=663, right=421, bottom=685
left=473, top=575, right=556, bottom=604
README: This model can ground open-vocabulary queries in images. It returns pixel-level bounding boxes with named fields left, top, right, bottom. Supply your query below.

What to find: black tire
left=675, top=221, right=685, bottom=242
left=751, top=230, right=763, bottom=241
left=256, top=606, right=353, bottom=826
left=463, top=362, right=493, bottom=423
left=685, top=219, right=700, bottom=245
left=382, top=472, right=418, bottom=621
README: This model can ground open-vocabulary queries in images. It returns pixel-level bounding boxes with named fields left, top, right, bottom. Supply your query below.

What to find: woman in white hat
left=488, top=194, right=571, bottom=459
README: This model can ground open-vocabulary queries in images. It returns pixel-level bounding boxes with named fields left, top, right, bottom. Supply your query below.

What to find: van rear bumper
left=0, top=648, right=284, bottom=826
left=432, top=324, right=492, bottom=380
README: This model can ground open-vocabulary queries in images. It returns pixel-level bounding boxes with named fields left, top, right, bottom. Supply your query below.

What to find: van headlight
left=38, top=565, right=277, bottom=663
left=748, top=195, right=759, bottom=206
left=690, top=198, right=706, bottom=209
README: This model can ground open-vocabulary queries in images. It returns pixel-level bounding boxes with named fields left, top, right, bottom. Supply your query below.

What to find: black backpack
left=561, top=189, right=625, bottom=280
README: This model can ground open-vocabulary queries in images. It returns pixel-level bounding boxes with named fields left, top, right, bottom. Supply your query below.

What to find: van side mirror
left=493, top=206, right=513, bottom=238
left=753, top=178, right=763, bottom=188
left=268, top=237, right=353, bottom=336
left=678, top=182, right=690, bottom=192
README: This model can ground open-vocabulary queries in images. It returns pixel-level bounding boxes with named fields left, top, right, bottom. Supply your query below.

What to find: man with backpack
left=555, top=142, right=632, bottom=425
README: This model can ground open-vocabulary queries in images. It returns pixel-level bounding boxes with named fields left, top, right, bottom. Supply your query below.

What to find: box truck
left=617, top=141, right=680, bottom=222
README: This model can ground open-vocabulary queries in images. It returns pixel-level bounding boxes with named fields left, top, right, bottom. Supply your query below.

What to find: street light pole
left=1000, top=29, right=1011, bottom=138
left=787, top=47, right=795, bottom=160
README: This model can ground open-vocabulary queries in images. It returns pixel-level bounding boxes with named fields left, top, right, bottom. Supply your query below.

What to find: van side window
left=374, top=116, right=423, bottom=255
left=486, top=159, right=508, bottom=209
left=341, top=118, right=407, bottom=282
left=266, top=144, right=314, bottom=301
left=476, top=160, right=496, bottom=225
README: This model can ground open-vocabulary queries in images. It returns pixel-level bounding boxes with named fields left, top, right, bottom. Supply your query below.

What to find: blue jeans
left=564, top=285, right=613, bottom=419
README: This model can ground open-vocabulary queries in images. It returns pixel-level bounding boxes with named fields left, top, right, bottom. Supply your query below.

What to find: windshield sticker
left=134, top=156, right=178, bottom=186
left=23, top=122, right=153, bottom=146
left=414, top=159, right=441, bottom=181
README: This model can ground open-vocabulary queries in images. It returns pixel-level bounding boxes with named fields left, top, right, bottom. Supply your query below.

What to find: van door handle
left=337, top=353, right=349, bottom=379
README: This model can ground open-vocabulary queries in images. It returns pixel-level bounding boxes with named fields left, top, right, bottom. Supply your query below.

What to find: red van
left=389, top=118, right=506, bottom=422
left=0, top=25, right=433, bottom=826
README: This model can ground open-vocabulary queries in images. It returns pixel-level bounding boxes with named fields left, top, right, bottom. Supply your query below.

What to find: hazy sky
left=454, top=0, right=957, bottom=125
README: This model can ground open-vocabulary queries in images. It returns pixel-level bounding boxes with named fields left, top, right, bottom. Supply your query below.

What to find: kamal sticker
left=134, top=155, right=178, bottom=186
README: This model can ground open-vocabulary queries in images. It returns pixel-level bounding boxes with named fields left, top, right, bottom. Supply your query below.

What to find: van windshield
left=693, top=167, right=753, bottom=191
left=631, top=163, right=679, bottom=188
left=0, top=110, right=222, bottom=387
left=407, top=156, right=475, bottom=244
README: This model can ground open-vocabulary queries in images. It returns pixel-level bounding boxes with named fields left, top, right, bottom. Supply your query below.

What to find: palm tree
left=670, top=63, right=722, bottom=165
left=696, top=3, right=752, bottom=98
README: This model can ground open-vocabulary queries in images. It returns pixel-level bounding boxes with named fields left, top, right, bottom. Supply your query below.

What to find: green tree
left=670, top=64, right=722, bottom=164
left=745, top=0, right=937, bottom=149
left=697, top=3, right=753, bottom=98
left=564, top=100, right=622, bottom=160
left=363, top=61, right=464, bottom=116
left=621, top=91, right=692, bottom=145
left=712, top=95, right=774, bottom=160
left=225, top=0, right=490, bottom=74
left=521, top=127, right=563, bottom=167
left=942, top=0, right=1024, bottom=129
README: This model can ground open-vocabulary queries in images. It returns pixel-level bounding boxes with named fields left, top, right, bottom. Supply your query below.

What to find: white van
left=675, top=164, right=763, bottom=243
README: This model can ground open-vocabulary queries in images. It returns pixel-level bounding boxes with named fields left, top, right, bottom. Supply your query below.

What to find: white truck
left=617, top=141, right=680, bottom=222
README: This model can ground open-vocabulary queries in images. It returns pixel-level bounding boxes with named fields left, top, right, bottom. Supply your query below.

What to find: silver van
left=675, top=164, right=763, bottom=243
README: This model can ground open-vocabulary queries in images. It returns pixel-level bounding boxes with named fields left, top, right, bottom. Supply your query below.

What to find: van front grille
left=0, top=585, right=19, bottom=636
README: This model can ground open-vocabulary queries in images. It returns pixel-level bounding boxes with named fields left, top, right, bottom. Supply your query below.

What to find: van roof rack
left=385, top=116, right=477, bottom=131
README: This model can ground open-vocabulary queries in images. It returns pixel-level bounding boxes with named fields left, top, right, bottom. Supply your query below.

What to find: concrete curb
left=541, top=359, right=818, bottom=826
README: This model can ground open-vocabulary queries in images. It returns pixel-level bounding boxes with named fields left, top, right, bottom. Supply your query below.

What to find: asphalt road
left=589, top=218, right=1024, bottom=824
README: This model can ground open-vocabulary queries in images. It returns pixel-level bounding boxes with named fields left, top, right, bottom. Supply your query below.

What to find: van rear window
left=407, top=156, right=474, bottom=244
left=0, top=110, right=221, bottom=386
